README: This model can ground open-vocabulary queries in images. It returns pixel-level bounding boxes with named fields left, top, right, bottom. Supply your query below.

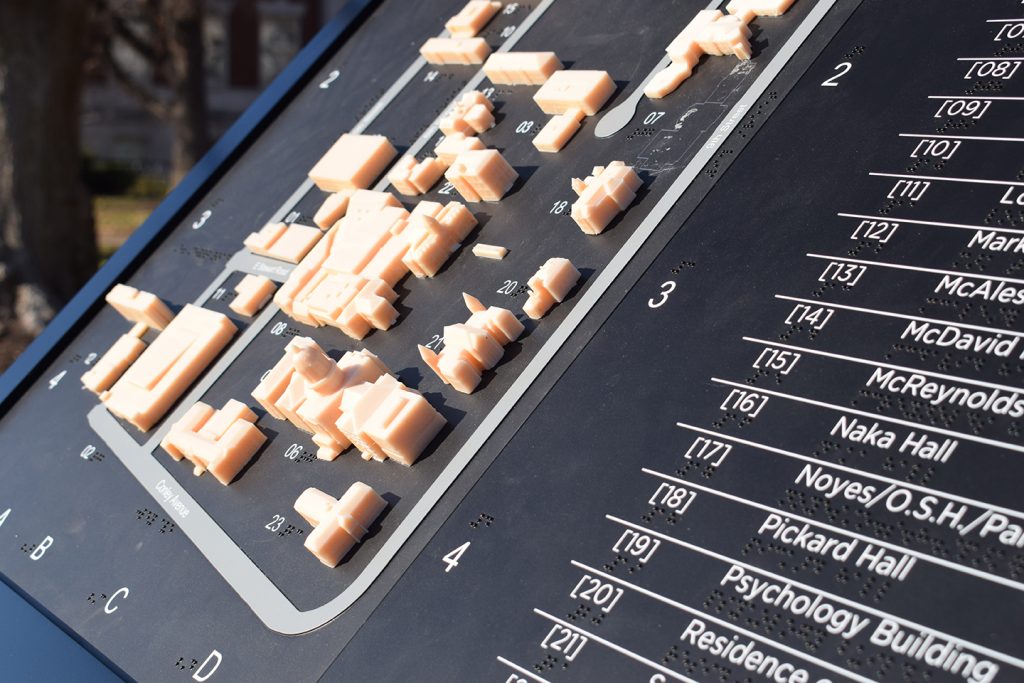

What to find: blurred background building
left=83, top=0, right=346, bottom=174
left=0, top=0, right=350, bottom=369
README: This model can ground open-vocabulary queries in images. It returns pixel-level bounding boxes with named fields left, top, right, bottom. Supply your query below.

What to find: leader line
left=675, top=421, right=1024, bottom=522
left=775, top=294, right=1024, bottom=339
left=869, top=171, right=1024, bottom=188
left=711, top=377, right=1024, bottom=455
left=806, top=252, right=1024, bottom=285
left=837, top=212, right=1024, bottom=236
left=568, top=562, right=876, bottom=683
left=641, top=468, right=1024, bottom=593
left=927, top=95, right=1024, bottom=101
left=496, top=657, right=552, bottom=683
left=533, top=609, right=694, bottom=682
left=601, top=516, right=1024, bottom=671
left=898, top=133, right=1024, bottom=143
left=743, top=335, right=1023, bottom=395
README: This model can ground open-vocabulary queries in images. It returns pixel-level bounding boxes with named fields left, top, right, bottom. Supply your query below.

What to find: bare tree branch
left=110, top=14, right=157, bottom=64
left=93, top=0, right=209, bottom=181
left=102, top=41, right=171, bottom=119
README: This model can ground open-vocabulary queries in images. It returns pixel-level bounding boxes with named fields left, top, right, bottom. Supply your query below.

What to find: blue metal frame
left=0, top=0, right=379, bottom=414
left=0, top=1, right=380, bottom=677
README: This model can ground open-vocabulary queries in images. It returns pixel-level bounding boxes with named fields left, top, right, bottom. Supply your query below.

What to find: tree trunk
left=167, top=0, right=209, bottom=185
left=0, top=0, right=98, bottom=336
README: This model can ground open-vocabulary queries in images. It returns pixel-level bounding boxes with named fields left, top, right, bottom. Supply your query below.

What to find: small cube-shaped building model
left=523, top=257, right=581, bottom=319
left=699, top=13, right=752, bottom=58
left=483, top=51, right=562, bottom=85
left=419, top=293, right=524, bottom=394
left=102, top=305, right=237, bottom=431
left=81, top=323, right=148, bottom=395
left=229, top=274, right=277, bottom=317
left=570, top=161, right=642, bottom=235
left=420, top=37, right=491, bottom=65
left=105, top=284, right=173, bottom=330
left=388, top=155, right=446, bottom=196
left=308, top=134, right=397, bottom=192
left=445, top=149, right=518, bottom=202
left=295, top=483, right=387, bottom=567
left=533, top=70, right=615, bottom=116
left=440, top=91, right=495, bottom=136
left=337, top=375, right=446, bottom=466
left=244, top=222, right=321, bottom=263
left=471, top=243, right=507, bottom=260
left=445, top=0, right=502, bottom=37
left=252, top=337, right=389, bottom=460
left=160, top=399, right=267, bottom=485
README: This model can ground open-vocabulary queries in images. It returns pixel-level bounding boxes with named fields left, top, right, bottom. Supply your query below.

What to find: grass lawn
left=94, top=195, right=161, bottom=260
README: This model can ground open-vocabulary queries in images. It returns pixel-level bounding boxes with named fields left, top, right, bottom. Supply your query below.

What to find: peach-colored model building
left=161, top=399, right=267, bottom=485
left=471, top=243, right=507, bottom=260
left=243, top=222, right=321, bottom=264
left=523, top=257, right=581, bottom=319
left=570, top=161, right=642, bottom=235
left=105, top=284, right=173, bottom=330
left=295, top=483, right=388, bottom=567
left=533, top=70, right=615, bottom=116
left=483, top=51, right=562, bottom=85
left=253, top=336, right=444, bottom=465
left=229, top=275, right=277, bottom=317
left=402, top=201, right=478, bottom=277
left=388, top=155, right=446, bottom=196
left=726, top=0, right=797, bottom=23
left=439, top=91, right=495, bottom=137
left=445, top=149, right=518, bottom=202
left=252, top=337, right=389, bottom=460
left=275, top=192, right=477, bottom=337
left=419, top=293, right=524, bottom=394
left=434, top=132, right=486, bottom=166
left=313, top=189, right=355, bottom=229
left=530, top=70, right=615, bottom=152
left=444, top=1, right=502, bottom=38
left=336, top=374, right=446, bottom=466
left=420, top=37, right=491, bottom=65
left=81, top=323, right=148, bottom=395
left=532, top=109, right=584, bottom=153
left=308, top=134, right=397, bottom=192
left=646, top=0, right=795, bottom=99
left=101, top=304, right=237, bottom=431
